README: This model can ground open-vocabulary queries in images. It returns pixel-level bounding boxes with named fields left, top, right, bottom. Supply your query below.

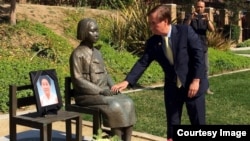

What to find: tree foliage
left=224, top=0, right=250, bottom=24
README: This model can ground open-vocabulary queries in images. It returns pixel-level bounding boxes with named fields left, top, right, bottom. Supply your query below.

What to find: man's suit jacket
left=125, top=24, right=209, bottom=95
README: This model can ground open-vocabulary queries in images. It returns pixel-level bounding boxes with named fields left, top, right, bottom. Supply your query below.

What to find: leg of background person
left=205, top=51, right=214, bottom=94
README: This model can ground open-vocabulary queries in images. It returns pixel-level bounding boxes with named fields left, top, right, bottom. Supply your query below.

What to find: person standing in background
left=184, top=0, right=215, bottom=94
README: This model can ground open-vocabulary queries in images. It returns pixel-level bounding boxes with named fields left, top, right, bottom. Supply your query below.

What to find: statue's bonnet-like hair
left=77, top=18, right=97, bottom=40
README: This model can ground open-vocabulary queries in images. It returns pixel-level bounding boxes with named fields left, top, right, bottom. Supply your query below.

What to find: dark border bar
left=173, top=125, right=250, bottom=141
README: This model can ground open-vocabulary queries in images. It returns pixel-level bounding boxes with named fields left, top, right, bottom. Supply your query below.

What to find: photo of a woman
left=37, top=75, right=58, bottom=107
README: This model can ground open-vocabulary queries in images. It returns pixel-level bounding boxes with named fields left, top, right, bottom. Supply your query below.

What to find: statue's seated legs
left=111, top=125, right=133, bottom=141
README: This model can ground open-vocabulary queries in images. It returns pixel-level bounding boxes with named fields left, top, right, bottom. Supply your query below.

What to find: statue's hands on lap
left=100, top=89, right=120, bottom=96
left=100, top=89, right=113, bottom=96
left=100, top=89, right=111, bottom=96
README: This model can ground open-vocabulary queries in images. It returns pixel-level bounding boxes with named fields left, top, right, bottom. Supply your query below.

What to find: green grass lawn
left=126, top=70, right=250, bottom=138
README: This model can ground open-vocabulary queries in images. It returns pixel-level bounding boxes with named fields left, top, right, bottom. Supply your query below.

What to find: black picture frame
left=29, top=69, right=63, bottom=116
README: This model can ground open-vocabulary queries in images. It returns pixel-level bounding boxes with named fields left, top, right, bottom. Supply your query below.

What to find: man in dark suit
left=111, top=4, right=208, bottom=141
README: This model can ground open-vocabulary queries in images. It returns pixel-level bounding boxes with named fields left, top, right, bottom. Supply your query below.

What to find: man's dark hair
left=147, top=4, right=171, bottom=22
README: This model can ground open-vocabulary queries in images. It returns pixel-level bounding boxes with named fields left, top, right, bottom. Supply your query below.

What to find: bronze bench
left=64, top=76, right=103, bottom=135
left=9, top=84, right=82, bottom=141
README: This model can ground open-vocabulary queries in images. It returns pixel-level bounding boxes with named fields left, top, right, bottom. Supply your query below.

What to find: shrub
left=93, top=129, right=121, bottom=141
left=108, top=0, right=159, bottom=55
left=82, top=0, right=134, bottom=9
left=207, top=31, right=234, bottom=51
left=105, top=0, right=134, bottom=9
left=237, top=39, right=250, bottom=47
left=223, top=24, right=240, bottom=43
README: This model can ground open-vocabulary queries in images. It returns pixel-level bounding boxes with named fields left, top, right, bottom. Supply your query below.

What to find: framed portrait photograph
left=29, top=69, right=63, bottom=116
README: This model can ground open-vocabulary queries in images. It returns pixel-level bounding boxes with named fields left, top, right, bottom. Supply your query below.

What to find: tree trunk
left=10, top=0, right=16, bottom=25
